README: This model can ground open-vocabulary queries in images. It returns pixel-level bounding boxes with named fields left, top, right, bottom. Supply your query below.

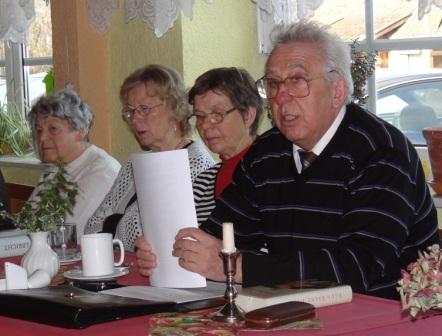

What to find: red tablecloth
left=1, top=254, right=441, bottom=336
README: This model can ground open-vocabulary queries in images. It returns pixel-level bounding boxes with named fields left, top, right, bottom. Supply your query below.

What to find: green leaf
left=0, top=160, right=78, bottom=232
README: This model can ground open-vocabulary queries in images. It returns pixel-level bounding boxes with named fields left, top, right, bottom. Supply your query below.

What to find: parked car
left=376, top=70, right=442, bottom=145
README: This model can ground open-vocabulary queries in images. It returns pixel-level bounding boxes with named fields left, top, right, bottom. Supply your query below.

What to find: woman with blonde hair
left=86, top=64, right=214, bottom=251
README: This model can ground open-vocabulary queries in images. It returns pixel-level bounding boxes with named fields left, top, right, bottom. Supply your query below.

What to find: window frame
left=349, top=0, right=442, bottom=115
left=0, top=42, right=52, bottom=114
left=257, top=0, right=442, bottom=121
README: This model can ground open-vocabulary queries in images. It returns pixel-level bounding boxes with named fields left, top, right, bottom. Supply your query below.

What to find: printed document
left=131, top=149, right=206, bottom=288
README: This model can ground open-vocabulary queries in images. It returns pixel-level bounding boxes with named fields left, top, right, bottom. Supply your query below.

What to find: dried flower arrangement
left=397, top=244, right=442, bottom=318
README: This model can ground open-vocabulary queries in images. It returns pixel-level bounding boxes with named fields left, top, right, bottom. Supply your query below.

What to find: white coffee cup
left=80, top=233, right=125, bottom=277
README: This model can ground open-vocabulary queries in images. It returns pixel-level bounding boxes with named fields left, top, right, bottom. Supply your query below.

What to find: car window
left=377, top=95, right=406, bottom=127
left=377, top=78, right=442, bottom=146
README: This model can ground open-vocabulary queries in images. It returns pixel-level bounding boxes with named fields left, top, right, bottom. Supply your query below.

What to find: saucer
left=63, top=267, right=129, bottom=281
left=59, top=252, right=82, bottom=265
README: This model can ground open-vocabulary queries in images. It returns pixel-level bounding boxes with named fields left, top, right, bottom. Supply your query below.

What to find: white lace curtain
left=1, top=0, right=442, bottom=43
left=86, top=0, right=213, bottom=38
left=418, top=0, right=442, bottom=19
left=0, top=0, right=35, bottom=44
left=255, top=0, right=323, bottom=24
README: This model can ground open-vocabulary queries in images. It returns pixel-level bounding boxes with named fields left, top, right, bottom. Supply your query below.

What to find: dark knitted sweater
left=201, top=103, right=439, bottom=299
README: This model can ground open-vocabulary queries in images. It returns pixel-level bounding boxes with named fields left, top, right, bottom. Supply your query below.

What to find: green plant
left=0, top=103, right=33, bottom=156
left=43, top=68, right=54, bottom=95
left=350, top=40, right=377, bottom=106
left=1, top=161, right=78, bottom=232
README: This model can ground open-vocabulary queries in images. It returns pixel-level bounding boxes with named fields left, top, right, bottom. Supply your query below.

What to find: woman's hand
left=173, top=227, right=241, bottom=282
left=134, top=236, right=157, bottom=277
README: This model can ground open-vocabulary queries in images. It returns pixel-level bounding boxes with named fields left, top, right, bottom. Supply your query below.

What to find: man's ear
left=244, top=106, right=257, bottom=129
left=332, top=78, right=348, bottom=108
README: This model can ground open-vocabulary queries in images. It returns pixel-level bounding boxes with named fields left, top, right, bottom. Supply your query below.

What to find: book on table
left=0, top=228, right=30, bottom=258
left=0, top=282, right=226, bottom=329
left=236, top=280, right=352, bottom=313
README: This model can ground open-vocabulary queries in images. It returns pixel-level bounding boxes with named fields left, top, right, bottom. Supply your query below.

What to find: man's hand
left=173, top=227, right=237, bottom=282
left=134, top=236, right=157, bottom=277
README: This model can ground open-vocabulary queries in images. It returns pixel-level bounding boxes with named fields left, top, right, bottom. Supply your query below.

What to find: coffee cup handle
left=113, top=239, right=125, bottom=266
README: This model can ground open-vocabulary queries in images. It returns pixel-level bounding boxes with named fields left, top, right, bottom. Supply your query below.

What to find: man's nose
left=273, top=83, right=292, bottom=105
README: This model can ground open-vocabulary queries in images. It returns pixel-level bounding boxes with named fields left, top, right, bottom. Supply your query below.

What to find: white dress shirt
left=293, top=105, right=346, bottom=173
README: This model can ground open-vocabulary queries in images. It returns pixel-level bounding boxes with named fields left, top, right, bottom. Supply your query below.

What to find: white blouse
left=84, top=141, right=214, bottom=251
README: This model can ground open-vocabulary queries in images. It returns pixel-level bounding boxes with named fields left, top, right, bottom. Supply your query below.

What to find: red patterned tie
left=299, top=150, right=317, bottom=171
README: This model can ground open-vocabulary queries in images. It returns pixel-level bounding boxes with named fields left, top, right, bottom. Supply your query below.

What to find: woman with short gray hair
left=28, top=87, right=121, bottom=241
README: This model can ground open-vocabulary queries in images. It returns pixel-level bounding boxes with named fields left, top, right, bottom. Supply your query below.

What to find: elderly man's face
left=266, top=42, right=345, bottom=150
left=35, top=115, right=85, bottom=164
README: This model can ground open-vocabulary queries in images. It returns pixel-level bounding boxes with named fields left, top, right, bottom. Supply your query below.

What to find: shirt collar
left=292, top=105, right=346, bottom=172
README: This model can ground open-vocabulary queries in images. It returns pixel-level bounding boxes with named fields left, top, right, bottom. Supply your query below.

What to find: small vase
left=21, top=231, right=60, bottom=279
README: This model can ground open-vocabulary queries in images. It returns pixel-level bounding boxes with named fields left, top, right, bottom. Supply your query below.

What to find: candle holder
left=212, top=250, right=244, bottom=323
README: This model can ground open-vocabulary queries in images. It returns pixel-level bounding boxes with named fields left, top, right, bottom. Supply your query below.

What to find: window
left=0, top=1, right=52, bottom=112
left=316, top=0, right=442, bottom=146
left=259, top=0, right=442, bottom=146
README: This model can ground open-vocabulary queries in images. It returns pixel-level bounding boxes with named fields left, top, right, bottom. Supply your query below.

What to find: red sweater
left=215, top=146, right=251, bottom=199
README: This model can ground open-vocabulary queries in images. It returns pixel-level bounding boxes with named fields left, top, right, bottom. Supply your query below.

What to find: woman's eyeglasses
left=189, top=107, right=237, bottom=126
left=122, top=103, right=163, bottom=121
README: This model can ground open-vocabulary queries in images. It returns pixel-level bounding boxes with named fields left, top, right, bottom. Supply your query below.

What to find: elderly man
left=137, top=21, right=439, bottom=299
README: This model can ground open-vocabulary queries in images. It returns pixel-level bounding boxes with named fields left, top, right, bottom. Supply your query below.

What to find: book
left=236, top=280, right=352, bottom=313
left=0, top=229, right=30, bottom=258
left=0, top=285, right=224, bottom=329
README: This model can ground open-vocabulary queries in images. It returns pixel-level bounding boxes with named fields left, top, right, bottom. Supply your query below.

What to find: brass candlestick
left=212, top=250, right=244, bottom=323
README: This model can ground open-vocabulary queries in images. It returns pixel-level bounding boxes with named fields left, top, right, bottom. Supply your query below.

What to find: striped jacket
left=201, top=103, right=439, bottom=299
left=193, top=162, right=222, bottom=225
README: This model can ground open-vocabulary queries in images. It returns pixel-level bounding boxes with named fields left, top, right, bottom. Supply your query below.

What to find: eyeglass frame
left=256, top=70, right=336, bottom=100
left=189, top=106, right=238, bottom=126
left=122, top=103, right=164, bottom=121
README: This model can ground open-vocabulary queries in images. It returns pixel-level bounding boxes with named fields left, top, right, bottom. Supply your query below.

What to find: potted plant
left=1, top=161, right=78, bottom=277
left=0, top=103, right=33, bottom=157
left=350, top=39, right=377, bottom=106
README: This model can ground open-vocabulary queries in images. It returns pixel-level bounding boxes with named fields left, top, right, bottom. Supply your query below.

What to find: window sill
left=0, top=155, right=48, bottom=170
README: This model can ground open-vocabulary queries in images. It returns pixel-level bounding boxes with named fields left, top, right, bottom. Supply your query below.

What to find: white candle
left=222, top=222, right=236, bottom=253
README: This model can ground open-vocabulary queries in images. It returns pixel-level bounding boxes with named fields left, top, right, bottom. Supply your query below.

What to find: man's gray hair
left=28, top=86, right=94, bottom=142
left=270, top=20, right=354, bottom=103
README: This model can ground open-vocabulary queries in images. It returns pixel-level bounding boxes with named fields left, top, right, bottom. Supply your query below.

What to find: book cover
left=0, top=231, right=30, bottom=258
left=0, top=285, right=224, bottom=329
left=236, top=280, right=352, bottom=313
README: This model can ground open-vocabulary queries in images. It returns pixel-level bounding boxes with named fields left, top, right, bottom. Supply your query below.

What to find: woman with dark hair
left=189, top=67, right=264, bottom=224
left=85, top=64, right=214, bottom=251
left=135, top=67, right=264, bottom=276
left=28, top=87, right=121, bottom=239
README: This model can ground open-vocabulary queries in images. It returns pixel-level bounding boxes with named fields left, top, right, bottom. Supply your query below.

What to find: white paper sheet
left=131, top=149, right=206, bottom=288
left=101, top=281, right=228, bottom=303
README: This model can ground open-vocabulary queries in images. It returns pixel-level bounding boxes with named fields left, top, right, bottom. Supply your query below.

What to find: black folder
left=0, top=285, right=223, bottom=329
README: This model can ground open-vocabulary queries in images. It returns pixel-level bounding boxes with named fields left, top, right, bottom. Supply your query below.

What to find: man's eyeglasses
left=256, top=70, right=335, bottom=99
left=122, top=103, right=163, bottom=121
left=189, top=106, right=237, bottom=126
